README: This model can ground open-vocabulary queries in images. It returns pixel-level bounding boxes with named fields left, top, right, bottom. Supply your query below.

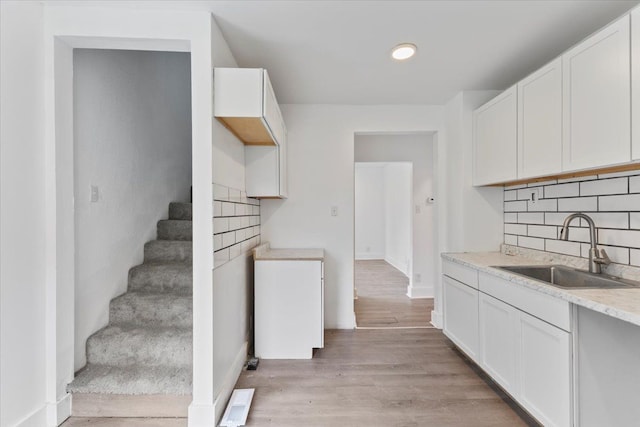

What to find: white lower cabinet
left=443, top=276, right=479, bottom=362
left=479, top=293, right=519, bottom=394
left=444, top=262, right=573, bottom=427
left=518, top=312, right=571, bottom=427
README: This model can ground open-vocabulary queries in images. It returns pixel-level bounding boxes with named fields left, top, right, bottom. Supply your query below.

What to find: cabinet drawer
left=479, top=272, right=571, bottom=332
left=443, top=260, right=478, bottom=289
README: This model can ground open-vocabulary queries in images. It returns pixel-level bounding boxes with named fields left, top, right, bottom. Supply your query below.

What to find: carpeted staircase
left=68, top=202, right=193, bottom=400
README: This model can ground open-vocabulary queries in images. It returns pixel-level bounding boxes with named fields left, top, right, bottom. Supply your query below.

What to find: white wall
left=260, top=105, right=444, bottom=328
left=383, top=163, right=412, bottom=277
left=73, top=49, right=192, bottom=370
left=354, top=164, right=385, bottom=260
left=0, top=2, right=48, bottom=426
left=355, top=134, right=435, bottom=297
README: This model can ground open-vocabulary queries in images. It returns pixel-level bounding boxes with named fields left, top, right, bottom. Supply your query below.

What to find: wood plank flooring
left=235, top=328, right=539, bottom=426
left=355, top=260, right=433, bottom=328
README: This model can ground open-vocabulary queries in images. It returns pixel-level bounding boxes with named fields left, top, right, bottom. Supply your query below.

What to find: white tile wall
left=504, top=172, right=640, bottom=267
left=213, top=183, right=261, bottom=268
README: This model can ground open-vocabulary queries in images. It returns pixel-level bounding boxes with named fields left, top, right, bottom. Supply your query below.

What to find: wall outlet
left=90, top=185, right=99, bottom=203
left=529, top=187, right=541, bottom=204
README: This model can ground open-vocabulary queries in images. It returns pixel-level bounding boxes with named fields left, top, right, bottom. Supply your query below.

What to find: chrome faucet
left=559, top=213, right=610, bottom=274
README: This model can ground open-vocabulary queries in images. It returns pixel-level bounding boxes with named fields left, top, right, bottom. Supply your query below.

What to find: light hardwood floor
left=235, top=328, right=539, bottom=426
left=355, top=260, right=433, bottom=328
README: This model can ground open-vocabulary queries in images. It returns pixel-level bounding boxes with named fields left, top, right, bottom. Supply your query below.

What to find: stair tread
left=144, top=240, right=192, bottom=262
left=68, top=363, right=192, bottom=395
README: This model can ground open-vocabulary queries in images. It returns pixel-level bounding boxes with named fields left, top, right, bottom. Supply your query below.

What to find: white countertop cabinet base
left=254, top=259, right=324, bottom=359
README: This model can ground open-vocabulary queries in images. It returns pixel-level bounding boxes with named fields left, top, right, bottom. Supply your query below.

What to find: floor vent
left=220, top=388, right=255, bottom=427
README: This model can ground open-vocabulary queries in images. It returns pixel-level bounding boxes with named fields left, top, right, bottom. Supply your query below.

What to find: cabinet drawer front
left=442, top=260, right=478, bottom=289
left=479, top=272, right=571, bottom=331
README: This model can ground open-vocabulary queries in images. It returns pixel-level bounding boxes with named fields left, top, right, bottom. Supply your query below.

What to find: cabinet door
left=443, top=276, right=479, bottom=361
left=473, top=86, right=517, bottom=186
left=562, top=15, right=630, bottom=172
left=262, top=70, right=285, bottom=146
left=519, top=312, right=572, bottom=427
left=279, top=123, right=289, bottom=198
left=518, top=58, right=563, bottom=179
left=632, top=9, right=640, bottom=161
left=245, top=146, right=279, bottom=197
left=479, top=293, right=519, bottom=395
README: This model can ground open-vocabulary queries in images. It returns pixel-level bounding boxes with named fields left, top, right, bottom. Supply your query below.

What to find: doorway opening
left=353, top=133, right=436, bottom=329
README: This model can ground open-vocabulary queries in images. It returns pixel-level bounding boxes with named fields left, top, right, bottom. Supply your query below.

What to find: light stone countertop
left=254, top=244, right=324, bottom=261
left=442, top=250, right=640, bottom=327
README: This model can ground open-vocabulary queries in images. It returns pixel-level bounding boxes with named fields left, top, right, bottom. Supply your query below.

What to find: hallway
left=355, top=260, right=433, bottom=328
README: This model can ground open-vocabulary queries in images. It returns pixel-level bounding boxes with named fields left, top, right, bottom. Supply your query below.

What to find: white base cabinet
left=444, top=260, right=573, bottom=427
left=254, top=256, right=323, bottom=359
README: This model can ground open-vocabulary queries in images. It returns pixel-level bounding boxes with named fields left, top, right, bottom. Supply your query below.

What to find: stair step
left=68, top=364, right=191, bottom=397
left=110, top=292, right=192, bottom=327
left=128, top=262, right=192, bottom=294
left=157, top=219, right=192, bottom=241
left=169, top=202, right=192, bottom=221
left=87, top=325, right=191, bottom=367
left=144, top=240, right=192, bottom=263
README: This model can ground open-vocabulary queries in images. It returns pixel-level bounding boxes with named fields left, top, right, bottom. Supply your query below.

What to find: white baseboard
left=188, top=341, right=247, bottom=427
left=49, top=392, right=71, bottom=426
left=355, top=253, right=384, bottom=260
left=213, top=341, right=249, bottom=425
left=15, top=405, right=47, bottom=427
left=385, top=256, right=409, bottom=277
left=406, top=285, right=433, bottom=299
left=431, top=310, right=443, bottom=329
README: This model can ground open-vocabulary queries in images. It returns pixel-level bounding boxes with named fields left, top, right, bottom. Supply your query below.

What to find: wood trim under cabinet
left=216, top=117, right=277, bottom=146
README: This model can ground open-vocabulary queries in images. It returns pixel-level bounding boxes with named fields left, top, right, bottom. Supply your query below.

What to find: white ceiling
left=52, top=0, right=640, bottom=104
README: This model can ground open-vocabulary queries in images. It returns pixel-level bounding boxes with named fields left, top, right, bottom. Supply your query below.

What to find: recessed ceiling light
left=391, top=43, right=417, bottom=61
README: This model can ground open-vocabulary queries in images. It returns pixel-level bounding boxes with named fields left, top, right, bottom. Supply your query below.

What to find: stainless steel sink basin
left=492, top=265, right=640, bottom=290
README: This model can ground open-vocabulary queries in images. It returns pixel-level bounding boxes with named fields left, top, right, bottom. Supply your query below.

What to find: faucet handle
left=595, top=248, right=611, bottom=265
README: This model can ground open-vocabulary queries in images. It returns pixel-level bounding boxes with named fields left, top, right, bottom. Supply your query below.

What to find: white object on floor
left=219, top=388, right=255, bottom=427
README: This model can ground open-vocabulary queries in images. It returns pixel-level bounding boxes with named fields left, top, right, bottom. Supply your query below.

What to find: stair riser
left=128, top=265, right=192, bottom=293
left=144, top=241, right=192, bottom=263
left=87, top=330, right=192, bottom=367
left=169, top=202, right=192, bottom=221
left=110, top=296, right=192, bottom=328
left=157, top=220, right=192, bottom=241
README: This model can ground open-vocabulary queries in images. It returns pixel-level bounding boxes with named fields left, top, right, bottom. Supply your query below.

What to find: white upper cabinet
left=562, top=15, right=631, bottom=172
left=473, top=86, right=518, bottom=186
left=245, top=126, right=288, bottom=199
left=518, top=58, right=563, bottom=179
left=632, top=9, right=640, bottom=161
left=214, top=68, right=285, bottom=146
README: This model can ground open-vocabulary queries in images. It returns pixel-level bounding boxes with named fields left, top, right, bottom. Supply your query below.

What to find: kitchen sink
left=492, top=265, right=640, bottom=290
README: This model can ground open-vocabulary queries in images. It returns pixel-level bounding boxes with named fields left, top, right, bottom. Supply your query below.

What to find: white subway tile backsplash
left=582, top=244, right=629, bottom=264
left=629, top=176, right=640, bottom=193
left=505, top=223, right=527, bottom=235
left=544, top=183, right=579, bottom=199
left=528, top=198, right=557, bottom=212
left=564, top=226, right=591, bottom=243
left=212, top=183, right=261, bottom=268
left=545, top=239, right=581, bottom=257
left=557, top=197, right=597, bottom=212
left=505, top=212, right=518, bottom=223
left=518, top=188, right=537, bottom=201
left=630, top=249, right=640, bottom=267
left=518, top=212, right=544, bottom=224
left=580, top=178, right=628, bottom=196
left=599, top=194, right=640, bottom=211
left=631, top=213, right=640, bottom=230
left=528, top=225, right=558, bottom=239
left=545, top=212, right=572, bottom=226
left=504, top=190, right=518, bottom=201
left=598, top=170, right=640, bottom=179
left=579, top=212, right=629, bottom=229
left=505, top=201, right=528, bottom=212
left=504, top=234, right=518, bottom=245
left=518, top=236, right=545, bottom=250
left=213, top=217, right=229, bottom=233
left=213, top=184, right=229, bottom=201
left=598, top=229, right=640, bottom=249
